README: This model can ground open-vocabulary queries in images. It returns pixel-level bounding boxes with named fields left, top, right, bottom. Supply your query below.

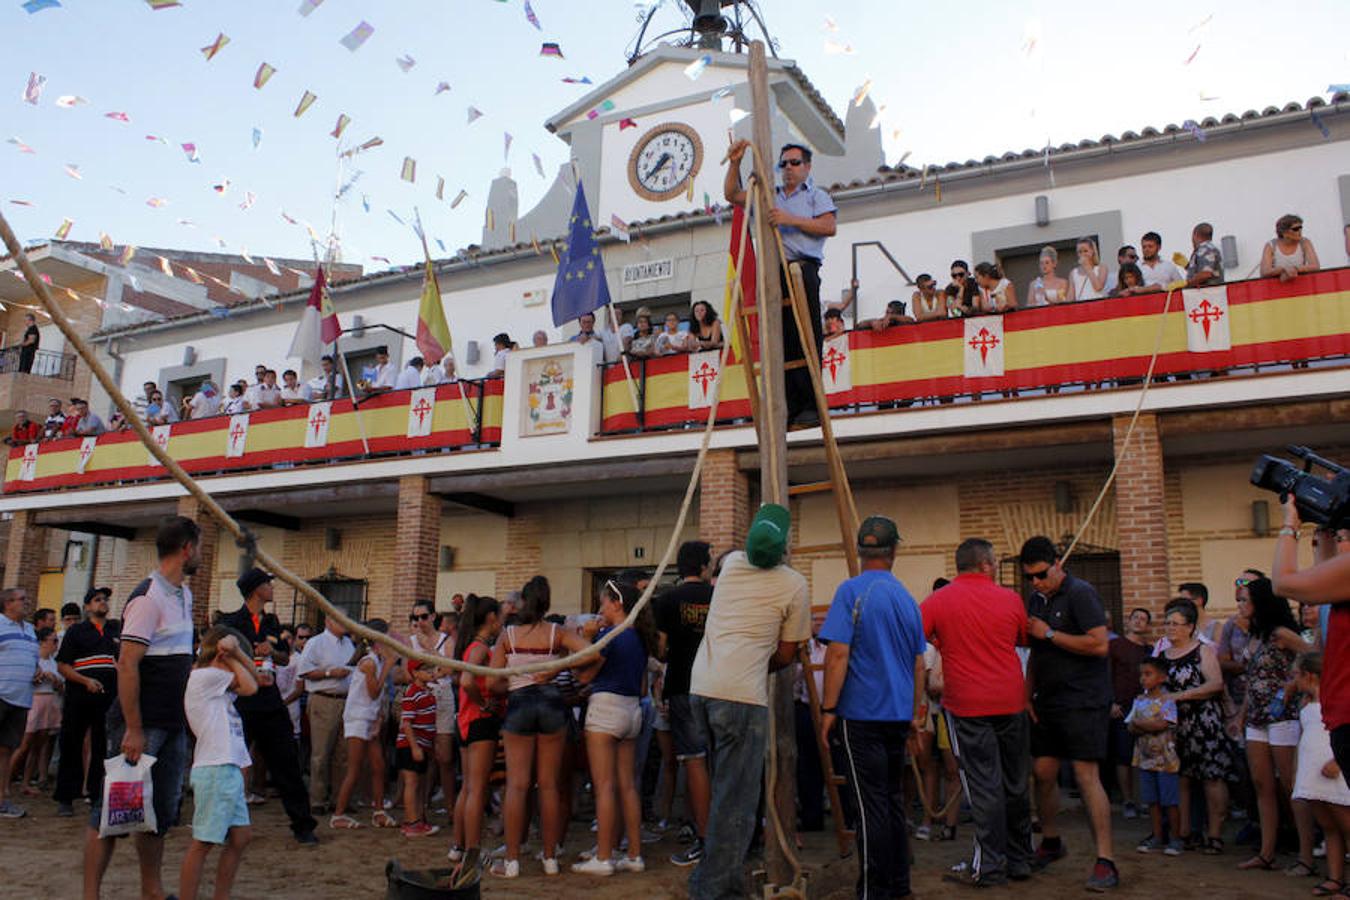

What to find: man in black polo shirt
left=653, top=540, right=714, bottom=867
left=1019, top=535, right=1117, bottom=892
left=221, top=567, right=319, bottom=845
left=53, top=587, right=118, bottom=817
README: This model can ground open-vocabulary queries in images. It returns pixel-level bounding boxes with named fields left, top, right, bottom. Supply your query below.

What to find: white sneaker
left=490, top=858, right=520, bottom=879
left=571, top=857, right=615, bottom=876
left=447, top=846, right=464, bottom=862
left=542, top=857, right=560, bottom=875
left=576, top=844, right=600, bottom=861
left=615, top=856, right=646, bottom=873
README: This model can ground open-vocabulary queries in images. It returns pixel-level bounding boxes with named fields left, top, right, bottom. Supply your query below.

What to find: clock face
left=627, top=122, right=703, bottom=202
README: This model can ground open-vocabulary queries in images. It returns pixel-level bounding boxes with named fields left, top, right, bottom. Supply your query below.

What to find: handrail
left=0, top=346, right=77, bottom=380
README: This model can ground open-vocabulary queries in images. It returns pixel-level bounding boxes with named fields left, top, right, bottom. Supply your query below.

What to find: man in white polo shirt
left=297, top=615, right=354, bottom=812
left=84, top=515, right=201, bottom=900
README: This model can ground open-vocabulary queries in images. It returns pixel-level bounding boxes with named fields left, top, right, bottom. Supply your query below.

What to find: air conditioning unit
left=183, top=346, right=196, bottom=367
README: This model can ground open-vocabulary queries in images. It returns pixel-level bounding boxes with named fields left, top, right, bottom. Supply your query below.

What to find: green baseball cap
left=746, top=503, right=790, bottom=568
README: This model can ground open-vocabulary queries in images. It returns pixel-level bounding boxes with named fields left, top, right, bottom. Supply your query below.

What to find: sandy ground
left=0, top=793, right=1325, bottom=899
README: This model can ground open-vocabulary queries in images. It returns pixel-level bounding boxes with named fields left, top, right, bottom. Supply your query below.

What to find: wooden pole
left=747, top=39, right=798, bottom=892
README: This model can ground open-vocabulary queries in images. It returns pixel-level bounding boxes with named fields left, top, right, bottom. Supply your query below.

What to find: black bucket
left=385, top=860, right=481, bottom=900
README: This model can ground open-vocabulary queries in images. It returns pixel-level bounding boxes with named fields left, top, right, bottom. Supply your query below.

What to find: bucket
left=384, top=860, right=481, bottom=900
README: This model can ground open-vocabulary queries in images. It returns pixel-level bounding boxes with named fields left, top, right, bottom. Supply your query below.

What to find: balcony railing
left=597, top=268, right=1350, bottom=434
left=0, top=347, right=77, bottom=380
left=4, top=379, right=503, bottom=493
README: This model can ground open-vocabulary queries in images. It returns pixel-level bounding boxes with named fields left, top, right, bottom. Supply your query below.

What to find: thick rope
left=0, top=210, right=739, bottom=678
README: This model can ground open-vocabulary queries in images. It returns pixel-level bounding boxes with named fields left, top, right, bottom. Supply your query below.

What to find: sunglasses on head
left=1023, top=567, right=1054, bottom=582
left=1234, top=577, right=1254, bottom=588
left=777, top=158, right=805, bottom=168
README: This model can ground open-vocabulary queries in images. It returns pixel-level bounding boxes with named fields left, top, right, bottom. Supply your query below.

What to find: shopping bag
left=98, top=752, right=158, bottom=837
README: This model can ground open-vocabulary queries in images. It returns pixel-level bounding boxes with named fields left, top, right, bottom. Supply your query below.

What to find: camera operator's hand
left=1282, top=496, right=1302, bottom=531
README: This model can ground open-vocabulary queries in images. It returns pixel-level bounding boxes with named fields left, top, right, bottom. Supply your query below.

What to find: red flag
left=723, top=205, right=757, bottom=362
left=287, top=267, right=342, bottom=362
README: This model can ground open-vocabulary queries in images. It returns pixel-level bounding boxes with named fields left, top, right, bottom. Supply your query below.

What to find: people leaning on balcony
left=65, top=398, right=104, bottom=437
left=307, top=355, right=346, bottom=401
left=41, top=397, right=65, bottom=441
left=656, top=313, right=698, bottom=356
left=278, top=371, right=307, bottom=406
left=1138, top=232, right=1186, bottom=290
left=911, top=274, right=947, bottom=322
left=1027, top=247, right=1071, bottom=307
left=222, top=383, right=246, bottom=415
left=188, top=381, right=221, bottom=419
left=690, top=301, right=723, bottom=351
left=394, top=357, right=425, bottom=390
left=145, top=390, right=179, bottom=426
left=5, top=411, right=40, bottom=446
left=247, top=369, right=283, bottom=410
left=863, top=300, right=916, bottom=331
left=487, top=333, right=512, bottom=378
left=1186, top=222, right=1224, bottom=288
left=973, top=262, right=1017, bottom=313
left=626, top=307, right=660, bottom=359
left=424, top=352, right=457, bottom=385
left=1069, top=238, right=1109, bottom=302
left=1260, top=214, right=1321, bottom=282
left=1112, top=263, right=1152, bottom=298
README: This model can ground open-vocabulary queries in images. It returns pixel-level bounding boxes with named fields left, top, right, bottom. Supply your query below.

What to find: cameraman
left=1272, top=497, right=1350, bottom=783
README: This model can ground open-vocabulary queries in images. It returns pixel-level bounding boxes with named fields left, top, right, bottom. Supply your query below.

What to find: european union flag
left=551, top=181, right=612, bottom=326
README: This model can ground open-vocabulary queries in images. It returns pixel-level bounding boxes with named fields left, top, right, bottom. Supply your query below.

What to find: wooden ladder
left=729, top=183, right=861, bottom=858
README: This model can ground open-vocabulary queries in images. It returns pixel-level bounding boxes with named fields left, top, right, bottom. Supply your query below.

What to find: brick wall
left=1112, top=413, right=1171, bottom=622
left=699, top=449, right=750, bottom=561
left=394, top=476, right=441, bottom=612
left=176, top=496, right=219, bottom=626
left=496, top=508, right=543, bottom=599
left=278, top=515, right=397, bottom=623
left=3, top=509, right=45, bottom=599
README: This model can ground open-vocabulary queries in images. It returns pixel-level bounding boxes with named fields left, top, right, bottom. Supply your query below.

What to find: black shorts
left=1030, top=706, right=1109, bottom=762
left=395, top=745, right=429, bottom=774
left=460, top=716, right=501, bottom=746
left=0, top=699, right=28, bottom=749
left=667, top=694, right=707, bottom=761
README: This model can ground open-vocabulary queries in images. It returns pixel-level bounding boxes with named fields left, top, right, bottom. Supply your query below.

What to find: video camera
left=1250, top=446, right=1350, bottom=529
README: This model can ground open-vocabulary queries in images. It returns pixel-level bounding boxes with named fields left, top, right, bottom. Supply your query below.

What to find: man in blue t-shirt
left=819, top=516, right=927, bottom=900
left=0, top=586, right=39, bottom=818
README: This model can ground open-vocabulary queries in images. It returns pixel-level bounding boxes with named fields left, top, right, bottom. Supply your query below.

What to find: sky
left=3, top=0, right=1348, bottom=273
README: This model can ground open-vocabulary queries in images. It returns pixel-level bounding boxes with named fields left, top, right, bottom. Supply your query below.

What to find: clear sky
left=3, top=0, right=1347, bottom=272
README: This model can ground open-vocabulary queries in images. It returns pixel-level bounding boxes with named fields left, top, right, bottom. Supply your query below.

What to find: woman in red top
left=448, top=595, right=502, bottom=884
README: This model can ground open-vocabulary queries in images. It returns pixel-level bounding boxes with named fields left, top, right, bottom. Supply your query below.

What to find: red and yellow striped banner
left=5, top=381, right=503, bottom=494
left=600, top=269, right=1350, bottom=432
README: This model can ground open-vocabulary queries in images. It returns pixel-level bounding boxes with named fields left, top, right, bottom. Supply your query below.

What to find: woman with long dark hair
left=448, top=595, right=502, bottom=883
left=489, top=577, right=590, bottom=878
left=1238, top=578, right=1315, bottom=875
left=1158, top=598, right=1237, bottom=853
left=689, top=300, right=723, bottom=350
left=571, top=580, right=655, bottom=875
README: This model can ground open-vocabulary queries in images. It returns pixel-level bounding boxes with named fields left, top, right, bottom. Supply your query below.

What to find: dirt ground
left=0, top=792, right=1321, bottom=900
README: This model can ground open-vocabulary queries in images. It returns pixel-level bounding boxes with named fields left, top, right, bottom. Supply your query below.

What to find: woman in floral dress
left=1160, top=598, right=1238, bottom=853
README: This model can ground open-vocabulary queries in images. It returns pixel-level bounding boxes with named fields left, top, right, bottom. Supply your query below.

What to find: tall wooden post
left=747, top=39, right=797, bottom=889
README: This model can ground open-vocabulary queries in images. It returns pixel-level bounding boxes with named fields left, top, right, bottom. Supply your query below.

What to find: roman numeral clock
left=627, top=121, right=704, bottom=202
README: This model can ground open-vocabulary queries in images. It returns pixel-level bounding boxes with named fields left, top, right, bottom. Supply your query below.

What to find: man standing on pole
left=818, top=516, right=928, bottom=899
left=922, top=538, right=1033, bottom=888
left=221, top=567, right=320, bottom=846
left=723, top=140, right=837, bottom=425
left=688, top=505, right=811, bottom=899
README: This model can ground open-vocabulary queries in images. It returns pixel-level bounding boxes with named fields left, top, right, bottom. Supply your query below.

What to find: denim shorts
left=502, top=684, right=567, bottom=736
left=190, top=765, right=250, bottom=844
left=667, top=693, right=708, bottom=761
left=1138, top=769, right=1180, bottom=807
left=90, top=705, right=189, bottom=836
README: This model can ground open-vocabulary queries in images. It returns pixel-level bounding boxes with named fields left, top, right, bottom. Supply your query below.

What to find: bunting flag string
left=200, top=33, right=229, bottom=61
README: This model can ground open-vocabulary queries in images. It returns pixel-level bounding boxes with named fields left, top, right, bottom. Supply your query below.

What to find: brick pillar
left=394, top=475, right=441, bottom=614
left=4, top=509, right=47, bottom=600
left=1112, top=413, right=1171, bottom=622
left=176, top=495, right=219, bottom=626
left=497, top=508, right=542, bottom=598
left=700, top=449, right=750, bottom=560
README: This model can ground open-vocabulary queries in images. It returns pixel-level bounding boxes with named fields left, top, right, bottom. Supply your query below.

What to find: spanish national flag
left=721, top=205, right=757, bottom=362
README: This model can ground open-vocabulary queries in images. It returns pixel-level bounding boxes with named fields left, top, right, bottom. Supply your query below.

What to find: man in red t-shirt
left=922, top=538, right=1031, bottom=888
left=5, top=411, right=40, bottom=446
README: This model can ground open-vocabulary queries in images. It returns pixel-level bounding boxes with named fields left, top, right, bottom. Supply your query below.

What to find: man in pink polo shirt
left=922, top=538, right=1030, bottom=888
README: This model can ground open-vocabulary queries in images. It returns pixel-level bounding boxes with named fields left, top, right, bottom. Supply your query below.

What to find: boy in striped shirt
left=397, top=661, right=438, bottom=837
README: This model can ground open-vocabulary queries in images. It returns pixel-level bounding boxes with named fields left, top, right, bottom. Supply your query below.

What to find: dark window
left=1000, top=544, right=1123, bottom=632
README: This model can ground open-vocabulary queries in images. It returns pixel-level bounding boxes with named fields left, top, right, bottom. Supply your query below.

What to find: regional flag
left=550, top=181, right=611, bottom=326
left=415, top=254, right=452, bottom=363
left=287, top=266, right=341, bottom=363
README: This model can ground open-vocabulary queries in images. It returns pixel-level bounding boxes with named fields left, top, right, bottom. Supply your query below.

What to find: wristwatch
left=1044, top=627, right=1056, bottom=642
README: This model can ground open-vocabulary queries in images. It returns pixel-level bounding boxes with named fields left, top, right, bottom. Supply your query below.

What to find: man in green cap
left=687, top=504, right=811, bottom=899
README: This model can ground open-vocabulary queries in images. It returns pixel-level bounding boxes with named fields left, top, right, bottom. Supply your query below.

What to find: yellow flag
left=415, top=255, right=452, bottom=363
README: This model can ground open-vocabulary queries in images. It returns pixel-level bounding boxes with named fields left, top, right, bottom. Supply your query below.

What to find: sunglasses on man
left=777, top=158, right=806, bottom=169
left=1023, top=567, right=1054, bottom=583
left=411, top=612, right=432, bottom=622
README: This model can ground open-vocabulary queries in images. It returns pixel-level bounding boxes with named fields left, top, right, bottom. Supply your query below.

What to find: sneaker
left=571, top=857, right=615, bottom=876
left=447, top=846, right=465, bottom=863
left=639, top=826, right=661, bottom=844
left=541, top=857, right=560, bottom=876
left=677, top=822, right=696, bottom=844
left=671, top=839, right=704, bottom=867
left=942, top=868, right=1007, bottom=888
left=615, top=855, right=646, bottom=873
left=914, top=824, right=932, bottom=842
left=56, top=802, right=73, bottom=818
left=430, top=787, right=446, bottom=804
left=245, top=792, right=267, bottom=806
left=1314, top=839, right=1327, bottom=859
left=1086, top=858, right=1119, bottom=892
left=1164, top=838, right=1184, bottom=857
left=576, top=844, right=600, bottom=862
left=1031, top=840, right=1066, bottom=871
left=401, top=821, right=440, bottom=838
left=1136, top=836, right=1164, bottom=854
left=295, top=831, right=319, bottom=847
left=0, top=800, right=27, bottom=819
left=1122, top=802, right=1139, bottom=820
left=489, top=858, right=519, bottom=879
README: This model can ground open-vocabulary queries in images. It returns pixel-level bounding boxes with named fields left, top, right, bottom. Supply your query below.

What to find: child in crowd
left=1128, top=657, right=1182, bottom=856
left=331, top=619, right=397, bottom=829
left=180, top=627, right=258, bottom=900
left=450, top=595, right=503, bottom=886
left=15, top=627, right=62, bottom=793
left=1292, top=652, right=1350, bottom=896
left=397, top=659, right=439, bottom=837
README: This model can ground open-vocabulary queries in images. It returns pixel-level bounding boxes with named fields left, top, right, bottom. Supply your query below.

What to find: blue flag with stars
left=551, top=181, right=612, bottom=326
